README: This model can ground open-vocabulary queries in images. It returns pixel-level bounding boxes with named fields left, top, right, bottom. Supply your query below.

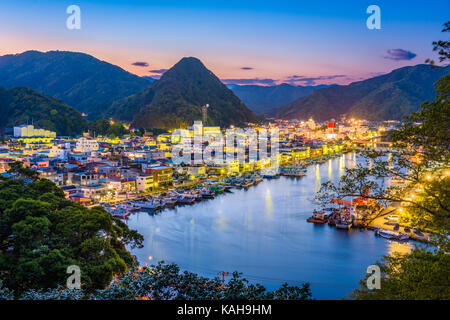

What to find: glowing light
left=425, top=174, right=432, bottom=181
left=148, top=256, right=153, bottom=260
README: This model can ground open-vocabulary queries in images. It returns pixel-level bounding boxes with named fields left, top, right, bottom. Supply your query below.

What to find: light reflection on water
left=126, top=153, right=411, bottom=299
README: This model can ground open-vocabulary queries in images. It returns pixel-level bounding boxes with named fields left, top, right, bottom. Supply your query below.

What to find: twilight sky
left=0, top=0, right=448, bottom=86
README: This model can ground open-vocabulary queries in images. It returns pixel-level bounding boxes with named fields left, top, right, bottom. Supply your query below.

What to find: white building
left=75, top=138, right=99, bottom=153
left=13, top=124, right=56, bottom=138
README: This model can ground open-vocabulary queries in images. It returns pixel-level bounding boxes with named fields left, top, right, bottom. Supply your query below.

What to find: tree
left=0, top=166, right=143, bottom=296
left=349, top=247, right=450, bottom=300
left=425, top=21, right=450, bottom=66
left=0, top=262, right=312, bottom=300
left=317, top=23, right=450, bottom=299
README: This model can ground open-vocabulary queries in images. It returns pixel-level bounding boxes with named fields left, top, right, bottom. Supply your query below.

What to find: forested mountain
left=0, top=86, right=86, bottom=136
left=276, top=64, right=449, bottom=121
left=109, top=57, right=258, bottom=129
left=229, top=83, right=319, bottom=115
left=0, top=51, right=149, bottom=119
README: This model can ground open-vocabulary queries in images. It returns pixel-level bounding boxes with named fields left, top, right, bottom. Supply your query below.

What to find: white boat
left=375, top=229, right=409, bottom=241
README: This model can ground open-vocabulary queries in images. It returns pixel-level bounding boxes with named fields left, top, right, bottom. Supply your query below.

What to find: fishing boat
left=200, top=189, right=215, bottom=199
left=375, top=229, right=409, bottom=241
left=223, top=185, right=234, bottom=192
left=163, top=197, right=178, bottom=207
left=335, top=221, right=352, bottom=230
left=130, top=200, right=158, bottom=211
left=306, top=210, right=327, bottom=224
left=177, top=194, right=196, bottom=204
left=110, top=207, right=130, bottom=219
left=261, top=173, right=279, bottom=179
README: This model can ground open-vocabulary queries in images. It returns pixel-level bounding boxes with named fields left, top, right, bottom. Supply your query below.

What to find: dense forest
left=277, top=64, right=450, bottom=121
left=0, top=50, right=150, bottom=119
left=0, top=87, right=87, bottom=136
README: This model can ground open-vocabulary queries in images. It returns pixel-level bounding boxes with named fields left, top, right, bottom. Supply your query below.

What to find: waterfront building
left=145, top=165, right=173, bottom=187
left=136, top=174, right=156, bottom=192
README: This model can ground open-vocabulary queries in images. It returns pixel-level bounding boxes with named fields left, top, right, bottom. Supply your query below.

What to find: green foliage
left=318, top=30, right=450, bottom=299
left=277, top=64, right=449, bottom=121
left=0, top=86, right=87, bottom=136
left=0, top=262, right=312, bottom=300
left=86, top=119, right=129, bottom=137
left=108, top=57, right=258, bottom=129
left=0, top=166, right=143, bottom=296
left=349, top=247, right=450, bottom=300
left=317, top=74, right=449, bottom=239
left=425, top=21, right=449, bottom=66
left=0, top=50, right=149, bottom=119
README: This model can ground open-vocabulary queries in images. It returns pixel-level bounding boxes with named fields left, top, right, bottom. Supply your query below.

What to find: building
left=75, top=138, right=99, bottom=153
left=136, top=174, right=155, bottom=192
left=145, top=165, right=173, bottom=187
left=13, top=124, right=56, bottom=138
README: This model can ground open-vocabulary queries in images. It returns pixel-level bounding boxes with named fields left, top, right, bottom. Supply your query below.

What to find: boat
left=261, top=173, right=279, bottom=179
left=200, top=189, right=215, bottom=199
left=375, top=229, right=409, bottom=241
left=130, top=200, right=158, bottom=211
left=223, top=185, right=234, bottom=192
left=306, top=210, right=328, bottom=224
left=335, top=221, right=352, bottom=230
left=110, top=208, right=130, bottom=219
left=177, top=194, right=196, bottom=204
left=164, top=197, right=178, bottom=207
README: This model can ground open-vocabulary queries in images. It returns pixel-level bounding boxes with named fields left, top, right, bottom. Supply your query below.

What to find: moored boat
left=306, top=210, right=328, bottom=224
left=375, top=229, right=409, bottom=241
left=335, top=221, right=352, bottom=230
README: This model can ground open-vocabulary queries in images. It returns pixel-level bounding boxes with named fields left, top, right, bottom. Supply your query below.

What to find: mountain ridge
left=0, top=86, right=86, bottom=136
left=109, top=57, right=258, bottom=129
left=0, top=50, right=149, bottom=119
left=228, top=83, right=326, bottom=115
left=276, top=64, right=449, bottom=121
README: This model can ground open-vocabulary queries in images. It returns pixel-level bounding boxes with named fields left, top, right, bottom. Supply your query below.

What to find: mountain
left=109, top=57, right=258, bottom=129
left=228, top=83, right=319, bottom=115
left=0, top=87, right=86, bottom=136
left=0, top=50, right=149, bottom=119
left=276, top=64, right=449, bottom=121
left=142, top=76, right=157, bottom=83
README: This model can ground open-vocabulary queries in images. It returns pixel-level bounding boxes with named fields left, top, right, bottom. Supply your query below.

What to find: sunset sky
left=1, top=0, right=448, bottom=86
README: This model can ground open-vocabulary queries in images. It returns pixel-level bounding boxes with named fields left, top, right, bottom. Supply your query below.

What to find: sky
left=0, top=0, right=448, bottom=86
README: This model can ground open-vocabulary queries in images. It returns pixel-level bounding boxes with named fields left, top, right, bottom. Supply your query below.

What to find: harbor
left=125, top=152, right=413, bottom=299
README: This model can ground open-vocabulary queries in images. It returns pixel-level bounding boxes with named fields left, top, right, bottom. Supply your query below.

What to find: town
left=0, top=117, right=389, bottom=217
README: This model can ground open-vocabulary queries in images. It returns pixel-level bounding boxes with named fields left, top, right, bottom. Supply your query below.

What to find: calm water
left=126, top=153, right=411, bottom=299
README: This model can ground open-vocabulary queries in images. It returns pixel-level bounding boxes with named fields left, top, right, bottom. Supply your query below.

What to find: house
left=145, top=165, right=173, bottom=187
left=136, top=174, right=155, bottom=192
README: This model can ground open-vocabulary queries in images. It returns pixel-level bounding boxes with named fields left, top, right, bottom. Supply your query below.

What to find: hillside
left=0, top=51, right=149, bottom=119
left=276, top=64, right=449, bottom=121
left=229, top=83, right=317, bottom=115
left=109, top=57, right=258, bottom=129
left=0, top=86, right=86, bottom=136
